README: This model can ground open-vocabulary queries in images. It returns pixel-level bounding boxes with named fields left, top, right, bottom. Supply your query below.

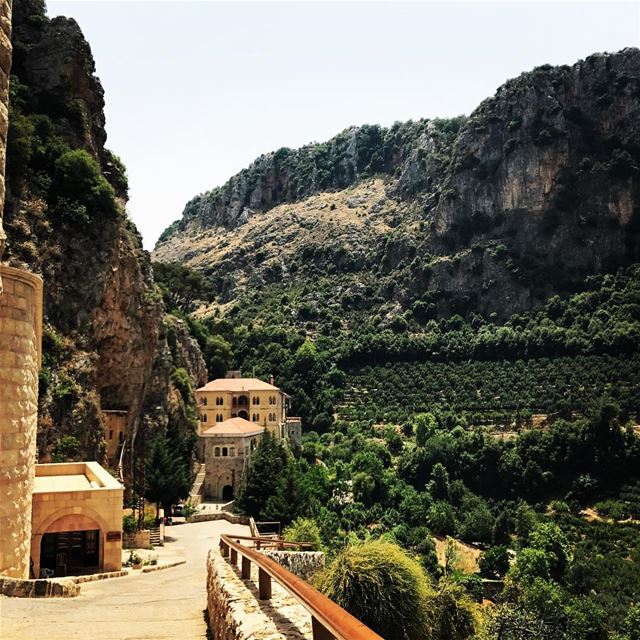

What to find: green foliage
left=480, top=545, right=510, bottom=578
left=51, top=435, right=80, bottom=462
left=51, top=149, right=117, bottom=220
left=153, top=262, right=213, bottom=314
left=283, top=517, right=323, bottom=550
left=144, top=433, right=191, bottom=517
left=317, top=540, right=434, bottom=640
left=122, top=514, right=137, bottom=534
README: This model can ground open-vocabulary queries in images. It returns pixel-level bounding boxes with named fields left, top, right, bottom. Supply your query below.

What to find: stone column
left=0, top=0, right=44, bottom=580
left=0, top=266, right=42, bottom=578
left=0, top=0, right=11, bottom=270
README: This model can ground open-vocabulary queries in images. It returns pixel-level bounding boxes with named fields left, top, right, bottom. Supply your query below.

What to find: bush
left=317, top=540, right=434, bottom=640
left=283, top=517, right=323, bottom=550
left=51, top=149, right=117, bottom=220
left=122, top=514, right=137, bottom=534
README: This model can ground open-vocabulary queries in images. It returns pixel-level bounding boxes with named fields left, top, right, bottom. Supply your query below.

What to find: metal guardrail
left=219, top=534, right=384, bottom=640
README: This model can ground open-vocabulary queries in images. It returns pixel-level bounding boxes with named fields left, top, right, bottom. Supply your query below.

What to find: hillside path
left=0, top=519, right=249, bottom=640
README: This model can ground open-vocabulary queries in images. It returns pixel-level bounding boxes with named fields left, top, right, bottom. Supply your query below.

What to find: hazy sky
left=46, top=1, right=640, bottom=250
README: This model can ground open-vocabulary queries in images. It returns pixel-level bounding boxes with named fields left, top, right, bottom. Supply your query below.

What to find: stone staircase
left=189, top=463, right=206, bottom=506
left=149, top=527, right=162, bottom=546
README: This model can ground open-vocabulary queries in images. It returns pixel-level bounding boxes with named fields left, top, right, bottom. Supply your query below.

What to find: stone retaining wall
left=187, top=511, right=250, bottom=525
left=124, top=529, right=151, bottom=549
left=260, top=551, right=325, bottom=582
left=0, top=575, right=80, bottom=598
left=206, top=548, right=311, bottom=640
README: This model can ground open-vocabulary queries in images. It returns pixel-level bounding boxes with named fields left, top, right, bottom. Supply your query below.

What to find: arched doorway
left=222, top=485, right=234, bottom=501
left=40, top=528, right=100, bottom=577
left=238, top=410, right=248, bottom=420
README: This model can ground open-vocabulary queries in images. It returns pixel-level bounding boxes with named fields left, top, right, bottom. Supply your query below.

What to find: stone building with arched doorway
left=201, top=418, right=264, bottom=501
left=30, top=462, right=123, bottom=578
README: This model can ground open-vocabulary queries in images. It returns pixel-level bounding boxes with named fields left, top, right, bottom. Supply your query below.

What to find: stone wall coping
left=34, top=461, right=124, bottom=492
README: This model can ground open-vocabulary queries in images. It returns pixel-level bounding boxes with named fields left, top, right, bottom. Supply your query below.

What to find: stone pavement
left=0, top=519, right=249, bottom=640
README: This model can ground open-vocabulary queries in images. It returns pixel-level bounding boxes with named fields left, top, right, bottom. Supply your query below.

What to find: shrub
left=317, top=540, right=434, bottom=640
left=51, top=149, right=117, bottom=220
left=283, top=517, right=323, bottom=550
left=122, top=514, right=137, bottom=534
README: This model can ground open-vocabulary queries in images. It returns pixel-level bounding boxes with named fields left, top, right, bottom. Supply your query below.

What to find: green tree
left=235, top=431, right=288, bottom=518
left=144, top=436, right=191, bottom=518
left=415, top=412, right=437, bottom=447
left=529, top=522, right=570, bottom=581
left=428, top=463, right=451, bottom=500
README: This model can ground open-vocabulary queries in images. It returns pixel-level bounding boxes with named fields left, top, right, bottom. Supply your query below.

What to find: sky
left=46, top=1, right=640, bottom=250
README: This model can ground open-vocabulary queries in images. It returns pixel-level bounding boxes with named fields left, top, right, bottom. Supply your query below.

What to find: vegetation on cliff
left=3, top=0, right=205, bottom=490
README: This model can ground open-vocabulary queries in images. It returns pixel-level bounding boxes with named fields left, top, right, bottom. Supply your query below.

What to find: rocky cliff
left=155, top=49, right=640, bottom=326
left=3, top=0, right=206, bottom=486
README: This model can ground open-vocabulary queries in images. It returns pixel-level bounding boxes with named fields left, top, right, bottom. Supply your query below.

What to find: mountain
left=154, top=49, right=640, bottom=326
left=3, top=0, right=206, bottom=485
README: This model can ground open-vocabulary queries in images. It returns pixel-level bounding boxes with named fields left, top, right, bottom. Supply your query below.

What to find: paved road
left=0, top=519, right=249, bottom=640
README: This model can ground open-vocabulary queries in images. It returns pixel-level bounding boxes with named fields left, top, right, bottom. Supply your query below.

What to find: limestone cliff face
left=156, top=49, right=640, bottom=322
left=3, top=0, right=206, bottom=484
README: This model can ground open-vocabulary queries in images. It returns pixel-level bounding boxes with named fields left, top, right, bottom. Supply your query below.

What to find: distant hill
left=155, top=48, right=640, bottom=327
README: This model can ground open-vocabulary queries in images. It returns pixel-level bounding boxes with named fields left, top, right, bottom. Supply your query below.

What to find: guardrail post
left=241, top=556, right=251, bottom=579
left=258, top=567, right=272, bottom=600
left=220, top=540, right=229, bottom=558
left=230, top=548, right=238, bottom=566
left=312, top=617, right=335, bottom=640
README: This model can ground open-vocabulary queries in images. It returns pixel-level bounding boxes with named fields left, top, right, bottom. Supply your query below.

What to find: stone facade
left=0, top=266, right=43, bottom=579
left=260, top=550, right=325, bottom=582
left=102, top=410, right=127, bottom=466
left=0, top=0, right=11, bottom=267
left=196, top=378, right=286, bottom=439
left=202, top=424, right=263, bottom=500
left=30, top=462, right=123, bottom=578
left=206, top=548, right=312, bottom=640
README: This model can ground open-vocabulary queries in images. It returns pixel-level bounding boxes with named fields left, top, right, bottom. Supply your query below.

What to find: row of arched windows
left=213, top=446, right=251, bottom=457
left=268, top=396, right=277, bottom=405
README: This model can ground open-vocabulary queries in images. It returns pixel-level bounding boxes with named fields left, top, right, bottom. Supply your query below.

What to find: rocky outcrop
left=156, top=49, right=640, bottom=323
left=2, top=0, right=205, bottom=486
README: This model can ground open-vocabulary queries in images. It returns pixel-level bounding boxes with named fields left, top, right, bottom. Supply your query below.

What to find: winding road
left=0, top=519, right=249, bottom=640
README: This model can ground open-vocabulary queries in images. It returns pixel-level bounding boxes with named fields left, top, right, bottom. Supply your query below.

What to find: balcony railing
left=219, top=534, right=384, bottom=640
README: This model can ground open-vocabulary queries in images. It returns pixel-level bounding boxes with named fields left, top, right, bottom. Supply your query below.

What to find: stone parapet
left=0, top=266, right=43, bottom=579
left=260, top=550, right=325, bottom=582
left=0, top=576, right=80, bottom=598
left=187, top=511, right=250, bottom=525
left=206, top=548, right=312, bottom=640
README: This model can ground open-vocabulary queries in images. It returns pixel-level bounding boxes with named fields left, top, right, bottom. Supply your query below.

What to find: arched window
left=214, top=447, right=220, bottom=457
left=252, top=413, right=259, bottom=422
left=230, top=447, right=235, bottom=457
left=222, top=447, right=228, bottom=457
left=201, top=396, right=207, bottom=406
left=252, top=396, right=259, bottom=405
left=202, top=413, right=208, bottom=423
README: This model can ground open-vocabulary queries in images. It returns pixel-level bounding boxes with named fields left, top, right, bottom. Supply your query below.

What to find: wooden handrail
left=220, top=534, right=384, bottom=640
left=224, top=534, right=316, bottom=550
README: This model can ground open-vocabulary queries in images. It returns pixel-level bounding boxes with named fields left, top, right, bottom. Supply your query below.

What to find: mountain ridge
left=154, top=48, right=640, bottom=324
